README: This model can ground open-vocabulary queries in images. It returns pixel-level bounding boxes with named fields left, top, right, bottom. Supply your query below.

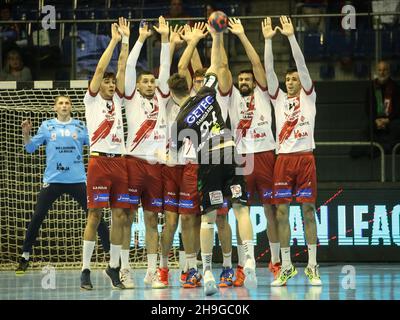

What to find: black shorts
left=197, top=146, right=247, bottom=214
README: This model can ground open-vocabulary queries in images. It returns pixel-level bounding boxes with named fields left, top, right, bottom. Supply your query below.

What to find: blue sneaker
left=219, top=267, right=234, bottom=287
left=183, top=268, right=202, bottom=288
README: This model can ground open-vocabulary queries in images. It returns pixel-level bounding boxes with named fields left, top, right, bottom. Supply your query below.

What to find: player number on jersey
left=200, top=111, right=218, bottom=137
left=59, top=129, right=71, bottom=137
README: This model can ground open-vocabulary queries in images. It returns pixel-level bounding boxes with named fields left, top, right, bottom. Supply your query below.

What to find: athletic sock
left=242, top=240, right=255, bottom=261
left=237, top=244, right=244, bottom=267
left=201, top=253, right=212, bottom=273
left=222, top=251, right=232, bottom=268
left=147, top=253, right=158, bottom=273
left=109, top=244, right=122, bottom=269
left=186, top=253, right=197, bottom=270
left=307, top=244, right=317, bottom=267
left=160, top=255, right=168, bottom=269
left=82, top=240, right=95, bottom=271
left=281, top=247, right=291, bottom=269
left=269, top=242, right=281, bottom=264
left=22, top=252, right=30, bottom=261
left=120, top=249, right=130, bottom=270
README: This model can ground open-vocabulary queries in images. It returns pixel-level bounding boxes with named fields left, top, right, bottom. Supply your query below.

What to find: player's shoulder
left=71, top=119, right=86, bottom=128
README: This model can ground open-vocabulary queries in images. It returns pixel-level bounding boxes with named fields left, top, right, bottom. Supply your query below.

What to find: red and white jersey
left=270, top=87, right=316, bottom=154
left=227, top=85, right=275, bottom=154
left=125, top=88, right=169, bottom=162
left=84, top=89, right=126, bottom=154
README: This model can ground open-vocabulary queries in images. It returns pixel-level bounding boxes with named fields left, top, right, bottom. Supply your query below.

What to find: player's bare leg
left=143, top=210, right=165, bottom=288
left=201, top=210, right=218, bottom=296
left=231, top=203, right=257, bottom=288
left=159, top=210, right=179, bottom=285
left=264, top=204, right=281, bottom=278
left=302, top=202, right=321, bottom=285
left=271, top=203, right=297, bottom=286
left=81, top=208, right=103, bottom=290
left=216, top=214, right=234, bottom=287
left=119, top=208, right=136, bottom=289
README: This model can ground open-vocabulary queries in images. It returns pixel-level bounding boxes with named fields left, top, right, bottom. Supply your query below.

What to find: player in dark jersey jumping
left=168, top=25, right=257, bottom=296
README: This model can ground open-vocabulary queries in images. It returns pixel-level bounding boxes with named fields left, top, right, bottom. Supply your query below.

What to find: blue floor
left=1, top=264, right=400, bottom=300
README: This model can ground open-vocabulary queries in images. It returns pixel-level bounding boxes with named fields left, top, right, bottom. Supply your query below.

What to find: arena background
left=1, top=0, right=400, bottom=270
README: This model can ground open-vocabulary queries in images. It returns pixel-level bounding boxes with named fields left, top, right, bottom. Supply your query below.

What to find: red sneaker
left=158, top=267, right=169, bottom=286
left=233, top=265, right=245, bottom=287
left=268, top=261, right=281, bottom=280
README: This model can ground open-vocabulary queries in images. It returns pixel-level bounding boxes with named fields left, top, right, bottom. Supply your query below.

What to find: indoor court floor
left=1, top=263, right=399, bottom=300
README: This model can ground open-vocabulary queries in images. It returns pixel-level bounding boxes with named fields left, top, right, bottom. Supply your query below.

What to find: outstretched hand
left=118, top=17, right=130, bottom=38
left=228, top=17, right=245, bottom=36
left=276, top=15, right=294, bottom=37
left=111, top=23, right=122, bottom=42
left=139, top=20, right=152, bottom=41
left=170, top=25, right=184, bottom=45
left=261, top=17, right=279, bottom=39
left=21, top=119, right=32, bottom=136
left=153, top=16, right=170, bottom=37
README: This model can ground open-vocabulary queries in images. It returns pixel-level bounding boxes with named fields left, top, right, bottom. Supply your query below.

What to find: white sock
left=160, top=255, right=168, bottom=269
left=179, top=250, right=186, bottom=272
left=82, top=240, right=95, bottom=271
left=269, top=242, right=281, bottom=264
left=222, top=251, right=232, bottom=268
left=120, top=249, right=130, bottom=270
left=307, top=244, right=317, bottom=267
left=109, top=244, right=122, bottom=269
left=22, top=252, right=30, bottom=261
left=147, top=253, right=158, bottom=273
left=281, top=247, right=291, bottom=269
left=242, top=240, right=254, bottom=261
left=237, top=245, right=244, bottom=267
left=201, top=253, right=212, bottom=273
left=186, top=253, right=197, bottom=270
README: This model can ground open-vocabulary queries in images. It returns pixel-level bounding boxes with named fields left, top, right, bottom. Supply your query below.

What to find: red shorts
left=87, top=156, right=130, bottom=209
left=272, top=152, right=317, bottom=204
left=242, top=150, right=275, bottom=205
left=179, top=163, right=201, bottom=215
left=162, top=165, right=184, bottom=213
left=126, top=156, right=163, bottom=212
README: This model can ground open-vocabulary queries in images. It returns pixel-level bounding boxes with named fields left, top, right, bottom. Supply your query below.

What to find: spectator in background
left=296, top=0, right=327, bottom=33
left=351, top=60, right=400, bottom=158
left=0, top=49, right=32, bottom=81
left=366, top=61, right=400, bottom=154
left=165, top=0, right=191, bottom=27
left=0, top=3, right=20, bottom=55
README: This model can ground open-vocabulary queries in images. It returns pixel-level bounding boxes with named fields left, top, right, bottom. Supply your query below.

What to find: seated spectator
left=0, top=3, right=20, bottom=54
left=0, top=49, right=32, bottom=81
left=351, top=61, right=400, bottom=158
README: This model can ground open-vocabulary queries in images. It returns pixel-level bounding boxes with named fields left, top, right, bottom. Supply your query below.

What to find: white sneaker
left=120, top=268, right=135, bottom=289
left=144, top=270, right=167, bottom=289
left=304, top=265, right=322, bottom=286
left=203, top=270, right=218, bottom=296
left=243, top=258, right=257, bottom=289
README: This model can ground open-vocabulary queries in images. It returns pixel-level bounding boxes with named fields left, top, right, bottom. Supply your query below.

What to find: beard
left=239, top=85, right=252, bottom=96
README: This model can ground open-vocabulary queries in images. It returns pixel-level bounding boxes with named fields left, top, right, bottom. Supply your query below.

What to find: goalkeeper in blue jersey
left=15, top=95, right=110, bottom=275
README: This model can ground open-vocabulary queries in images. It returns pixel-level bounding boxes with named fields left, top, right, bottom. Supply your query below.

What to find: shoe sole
left=80, top=285, right=94, bottom=291
left=15, top=271, right=26, bottom=276
left=204, top=279, right=218, bottom=296
left=304, top=270, right=322, bottom=286
left=243, top=267, right=257, bottom=289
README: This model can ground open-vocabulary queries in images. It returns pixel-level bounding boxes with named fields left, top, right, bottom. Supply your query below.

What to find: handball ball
left=208, top=11, right=228, bottom=32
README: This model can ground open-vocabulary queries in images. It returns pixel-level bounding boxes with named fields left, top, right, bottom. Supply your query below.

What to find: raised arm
left=178, top=23, right=208, bottom=88
left=153, top=16, right=170, bottom=94
left=89, top=23, right=121, bottom=94
left=206, top=25, right=222, bottom=76
left=191, top=47, right=203, bottom=73
left=22, top=120, right=45, bottom=153
left=262, top=17, right=280, bottom=96
left=169, top=24, right=184, bottom=65
left=277, top=16, right=313, bottom=92
left=229, top=17, right=266, bottom=88
left=125, top=21, right=152, bottom=97
left=116, top=17, right=130, bottom=95
left=216, top=30, right=232, bottom=94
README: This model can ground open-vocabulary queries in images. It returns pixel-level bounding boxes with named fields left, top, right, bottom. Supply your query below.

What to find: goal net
left=0, top=83, right=179, bottom=271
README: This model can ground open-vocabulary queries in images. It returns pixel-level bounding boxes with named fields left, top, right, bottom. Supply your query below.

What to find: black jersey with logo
left=172, top=74, right=233, bottom=156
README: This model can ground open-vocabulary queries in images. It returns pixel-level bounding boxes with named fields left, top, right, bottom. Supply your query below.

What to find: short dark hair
left=168, top=73, right=189, bottom=99
left=286, top=67, right=298, bottom=75
left=137, top=70, right=154, bottom=82
left=54, top=95, right=71, bottom=105
left=238, top=69, right=255, bottom=79
left=103, top=72, right=116, bottom=80
left=193, top=67, right=207, bottom=78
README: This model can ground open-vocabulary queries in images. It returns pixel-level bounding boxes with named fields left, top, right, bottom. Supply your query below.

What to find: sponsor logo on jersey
left=295, top=188, right=312, bottom=198
left=50, top=132, right=57, bottom=141
left=250, top=129, right=266, bottom=139
left=274, top=189, right=292, bottom=198
left=294, top=129, right=308, bottom=139
left=56, top=162, right=70, bottom=172
left=129, top=195, right=140, bottom=204
left=179, top=199, right=194, bottom=208
left=151, top=198, right=163, bottom=207
left=263, top=189, right=273, bottom=199
left=165, top=197, right=179, bottom=206
left=185, top=95, right=215, bottom=125
left=72, top=132, right=78, bottom=140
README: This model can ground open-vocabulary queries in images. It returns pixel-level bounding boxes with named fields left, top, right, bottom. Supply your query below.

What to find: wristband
left=122, top=36, right=129, bottom=44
